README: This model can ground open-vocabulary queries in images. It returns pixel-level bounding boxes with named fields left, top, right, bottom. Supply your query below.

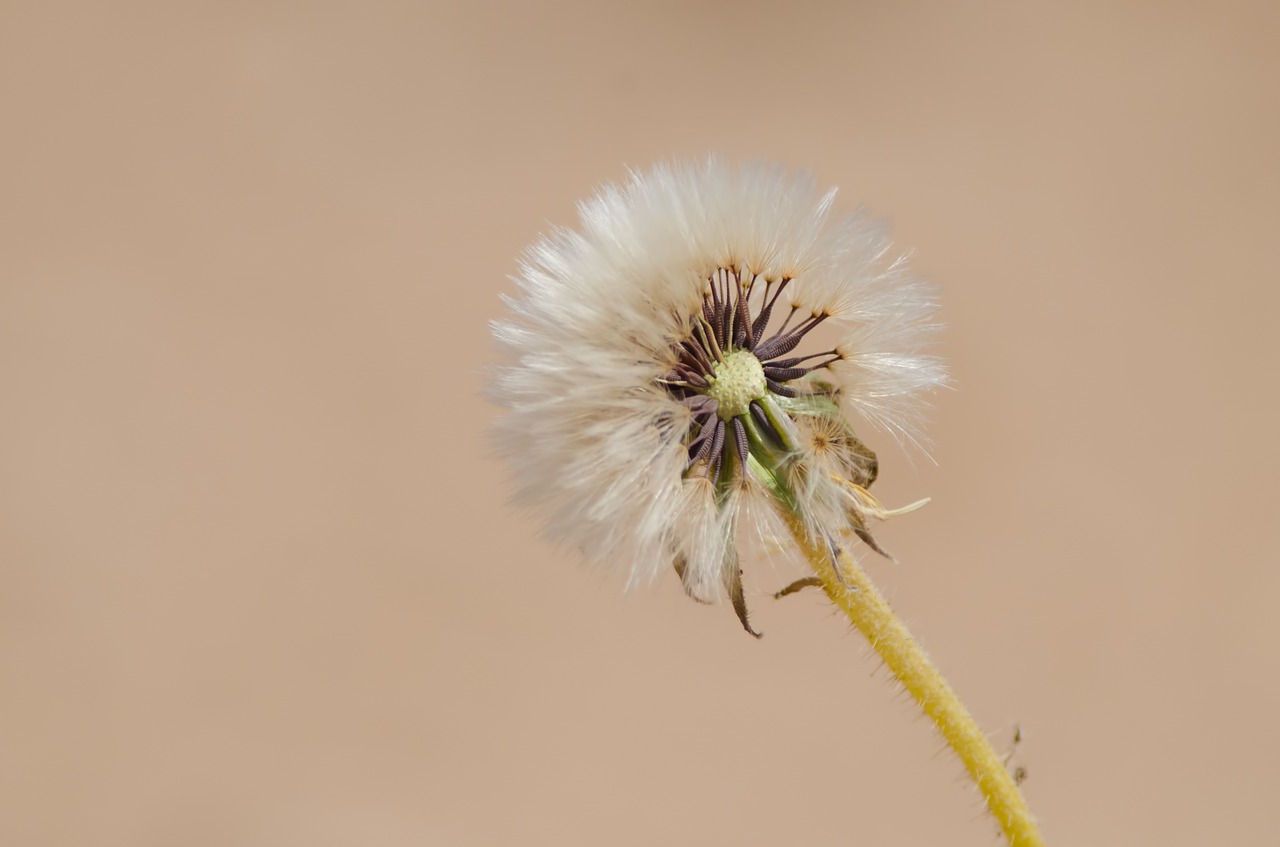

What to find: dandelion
left=491, top=158, right=1046, bottom=846
left=492, top=158, right=941, bottom=628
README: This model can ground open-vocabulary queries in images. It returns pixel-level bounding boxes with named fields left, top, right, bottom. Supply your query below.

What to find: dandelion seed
left=491, top=157, right=946, bottom=635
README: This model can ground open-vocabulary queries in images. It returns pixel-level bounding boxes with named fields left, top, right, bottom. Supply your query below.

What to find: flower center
left=659, top=267, right=844, bottom=481
left=707, top=350, right=766, bottom=419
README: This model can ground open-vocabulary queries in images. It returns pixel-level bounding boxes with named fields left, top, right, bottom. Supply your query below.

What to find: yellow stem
left=784, top=515, right=1047, bottom=846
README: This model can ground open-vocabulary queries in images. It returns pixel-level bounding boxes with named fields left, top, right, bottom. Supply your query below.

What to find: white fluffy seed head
left=490, top=157, right=947, bottom=601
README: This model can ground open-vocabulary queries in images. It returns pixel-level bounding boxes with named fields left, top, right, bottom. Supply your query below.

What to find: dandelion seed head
left=491, top=157, right=946, bottom=631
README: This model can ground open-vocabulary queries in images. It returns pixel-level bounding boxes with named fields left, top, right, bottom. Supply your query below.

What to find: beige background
left=2, top=2, right=1277, bottom=845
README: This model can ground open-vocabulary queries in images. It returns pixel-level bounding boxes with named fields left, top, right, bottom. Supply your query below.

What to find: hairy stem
left=784, top=515, right=1047, bottom=846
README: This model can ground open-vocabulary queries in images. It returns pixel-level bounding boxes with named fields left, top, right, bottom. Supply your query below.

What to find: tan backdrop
left=3, top=2, right=1277, bottom=845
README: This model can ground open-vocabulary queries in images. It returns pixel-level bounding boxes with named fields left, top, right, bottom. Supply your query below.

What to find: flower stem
left=783, top=515, right=1047, bottom=846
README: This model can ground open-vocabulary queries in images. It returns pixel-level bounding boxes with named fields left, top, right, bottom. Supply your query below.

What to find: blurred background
left=2, top=2, right=1277, bottom=845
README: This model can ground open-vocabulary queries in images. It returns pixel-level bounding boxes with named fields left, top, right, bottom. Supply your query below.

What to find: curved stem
left=783, top=515, right=1047, bottom=846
